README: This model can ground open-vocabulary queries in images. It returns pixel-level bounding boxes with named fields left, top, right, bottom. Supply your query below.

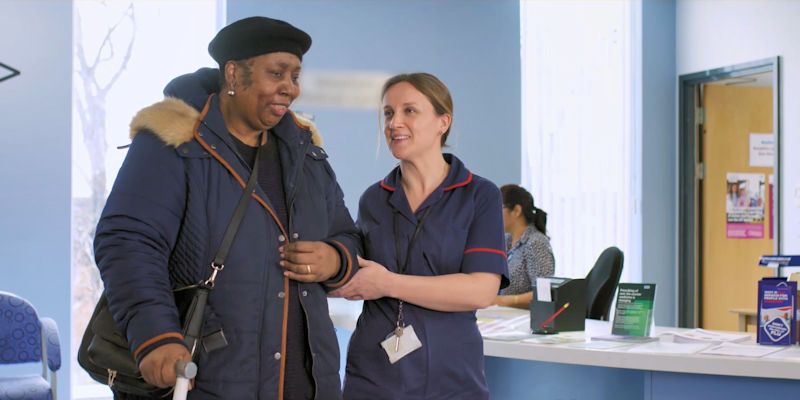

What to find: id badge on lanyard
left=382, top=207, right=432, bottom=364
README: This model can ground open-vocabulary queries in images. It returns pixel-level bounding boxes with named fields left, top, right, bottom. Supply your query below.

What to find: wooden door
left=701, top=84, right=774, bottom=331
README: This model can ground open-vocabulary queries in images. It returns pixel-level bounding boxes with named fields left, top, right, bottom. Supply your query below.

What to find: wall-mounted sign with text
left=749, top=133, right=775, bottom=168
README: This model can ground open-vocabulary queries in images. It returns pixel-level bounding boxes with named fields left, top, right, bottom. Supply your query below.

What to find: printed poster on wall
left=726, top=172, right=766, bottom=239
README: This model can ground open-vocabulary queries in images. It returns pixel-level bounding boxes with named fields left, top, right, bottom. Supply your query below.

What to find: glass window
left=70, top=1, right=222, bottom=397
left=520, top=0, right=641, bottom=284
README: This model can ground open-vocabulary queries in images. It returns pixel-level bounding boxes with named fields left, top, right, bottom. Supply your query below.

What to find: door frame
left=677, top=56, right=781, bottom=328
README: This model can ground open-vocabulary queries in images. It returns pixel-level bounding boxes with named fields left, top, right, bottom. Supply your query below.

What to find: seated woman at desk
left=494, top=184, right=555, bottom=309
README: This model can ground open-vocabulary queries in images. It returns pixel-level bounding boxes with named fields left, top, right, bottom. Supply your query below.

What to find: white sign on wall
left=295, top=70, right=393, bottom=109
left=749, top=133, right=775, bottom=167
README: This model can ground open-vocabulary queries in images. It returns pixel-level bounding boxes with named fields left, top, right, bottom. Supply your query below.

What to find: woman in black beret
left=93, top=16, right=360, bottom=399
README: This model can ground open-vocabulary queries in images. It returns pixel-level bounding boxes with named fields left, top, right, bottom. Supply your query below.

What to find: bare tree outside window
left=70, top=2, right=219, bottom=397
left=71, top=0, right=135, bottom=392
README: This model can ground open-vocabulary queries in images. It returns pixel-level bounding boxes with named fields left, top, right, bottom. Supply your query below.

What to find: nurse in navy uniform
left=332, top=73, right=509, bottom=400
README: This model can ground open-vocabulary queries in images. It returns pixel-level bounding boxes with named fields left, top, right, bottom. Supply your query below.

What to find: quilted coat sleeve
left=94, top=131, right=188, bottom=362
left=320, top=159, right=362, bottom=289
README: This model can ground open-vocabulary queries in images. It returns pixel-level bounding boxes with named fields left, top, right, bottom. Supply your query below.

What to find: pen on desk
left=539, top=302, right=570, bottom=329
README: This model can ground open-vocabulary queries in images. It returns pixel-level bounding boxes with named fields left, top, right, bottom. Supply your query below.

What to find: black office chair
left=584, top=247, right=624, bottom=321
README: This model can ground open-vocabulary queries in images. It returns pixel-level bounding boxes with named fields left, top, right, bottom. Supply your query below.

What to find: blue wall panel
left=642, top=0, right=677, bottom=326
left=228, top=0, right=522, bottom=212
left=485, top=357, right=645, bottom=400
left=649, top=371, right=800, bottom=400
left=0, top=2, right=72, bottom=399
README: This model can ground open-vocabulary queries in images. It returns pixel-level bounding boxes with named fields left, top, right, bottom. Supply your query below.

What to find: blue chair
left=0, top=291, right=61, bottom=400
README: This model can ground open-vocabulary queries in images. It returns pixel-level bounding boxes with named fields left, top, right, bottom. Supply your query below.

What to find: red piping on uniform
left=443, top=172, right=473, bottom=191
left=379, top=180, right=395, bottom=191
left=464, top=247, right=507, bottom=259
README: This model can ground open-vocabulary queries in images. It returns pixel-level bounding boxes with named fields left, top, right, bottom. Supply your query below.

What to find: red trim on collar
left=443, top=172, right=473, bottom=191
left=379, top=180, right=396, bottom=192
left=381, top=172, right=472, bottom=192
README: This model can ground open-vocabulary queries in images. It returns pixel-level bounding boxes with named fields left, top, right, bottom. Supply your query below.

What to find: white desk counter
left=477, top=307, right=800, bottom=381
left=330, top=300, right=800, bottom=399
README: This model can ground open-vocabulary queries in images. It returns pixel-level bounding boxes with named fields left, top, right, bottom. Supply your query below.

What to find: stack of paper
left=482, top=330, right=535, bottom=342
left=626, top=341, right=711, bottom=354
left=699, top=342, right=785, bottom=358
left=764, top=346, right=800, bottom=360
left=478, top=314, right=529, bottom=336
left=663, top=329, right=751, bottom=344
left=521, top=332, right=585, bottom=345
left=565, top=341, right=632, bottom=350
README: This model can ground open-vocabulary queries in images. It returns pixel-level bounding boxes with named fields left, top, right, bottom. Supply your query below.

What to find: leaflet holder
left=530, top=277, right=586, bottom=333
left=758, top=255, right=800, bottom=278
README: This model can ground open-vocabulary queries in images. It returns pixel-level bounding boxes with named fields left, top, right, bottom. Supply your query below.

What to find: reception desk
left=329, top=300, right=800, bottom=399
left=479, top=306, right=800, bottom=400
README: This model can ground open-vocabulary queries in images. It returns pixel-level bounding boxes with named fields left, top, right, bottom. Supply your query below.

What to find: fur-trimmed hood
left=128, top=97, right=199, bottom=147
left=140, top=67, right=324, bottom=148
left=129, top=97, right=323, bottom=148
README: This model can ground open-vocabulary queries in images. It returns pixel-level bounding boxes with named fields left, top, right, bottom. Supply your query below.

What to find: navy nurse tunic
left=343, top=154, right=509, bottom=400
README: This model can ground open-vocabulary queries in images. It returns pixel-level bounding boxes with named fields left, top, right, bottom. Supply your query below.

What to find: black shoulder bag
left=78, top=136, right=263, bottom=398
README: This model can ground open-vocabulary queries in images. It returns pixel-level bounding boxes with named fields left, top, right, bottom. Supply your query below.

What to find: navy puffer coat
left=94, top=69, right=360, bottom=399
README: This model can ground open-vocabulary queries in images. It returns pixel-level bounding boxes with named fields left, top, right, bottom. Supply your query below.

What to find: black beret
left=208, top=16, right=312, bottom=64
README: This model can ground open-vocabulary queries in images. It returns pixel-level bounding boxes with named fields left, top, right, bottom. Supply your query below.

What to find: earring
left=227, top=89, right=235, bottom=96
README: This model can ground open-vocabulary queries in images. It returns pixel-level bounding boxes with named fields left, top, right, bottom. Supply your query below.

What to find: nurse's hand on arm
left=280, top=241, right=341, bottom=282
left=330, top=256, right=501, bottom=312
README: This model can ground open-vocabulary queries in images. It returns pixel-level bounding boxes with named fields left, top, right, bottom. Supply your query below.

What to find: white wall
left=677, top=0, right=800, bottom=253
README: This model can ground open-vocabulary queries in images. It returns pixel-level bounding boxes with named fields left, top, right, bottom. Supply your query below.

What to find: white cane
left=172, top=360, right=197, bottom=400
